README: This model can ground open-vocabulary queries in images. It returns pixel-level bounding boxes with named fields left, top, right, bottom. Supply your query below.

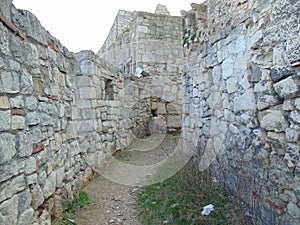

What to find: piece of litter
left=245, top=210, right=255, bottom=218
left=201, top=204, right=214, bottom=216
left=170, top=203, right=179, bottom=208
left=212, top=177, right=219, bottom=183
left=115, top=218, right=122, bottom=223
left=66, top=218, right=75, bottom=224
left=130, top=188, right=138, bottom=194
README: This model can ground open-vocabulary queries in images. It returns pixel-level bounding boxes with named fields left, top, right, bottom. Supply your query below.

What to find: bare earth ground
left=75, top=175, right=141, bottom=225
left=75, top=134, right=186, bottom=225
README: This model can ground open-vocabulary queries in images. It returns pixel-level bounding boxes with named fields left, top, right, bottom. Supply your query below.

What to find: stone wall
left=2, top=0, right=299, bottom=224
left=98, top=9, right=135, bottom=59
left=182, top=0, right=300, bottom=224
left=98, top=6, right=184, bottom=142
left=0, top=3, right=184, bottom=223
left=119, top=76, right=182, bottom=145
left=0, top=1, right=123, bottom=224
left=99, top=8, right=183, bottom=77
left=75, top=50, right=123, bottom=168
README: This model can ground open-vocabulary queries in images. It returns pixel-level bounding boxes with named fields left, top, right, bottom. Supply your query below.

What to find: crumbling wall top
left=155, top=4, right=170, bottom=15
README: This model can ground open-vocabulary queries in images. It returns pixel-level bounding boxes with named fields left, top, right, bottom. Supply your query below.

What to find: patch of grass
left=53, top=191, right=91, bottom=225
left=171, top=132, right=180, bottom=137
left=53, top=213, right=76, bottom=225
left=146, top=149, right=189, bottom=185
left=137, top=160, right=249, bottom=225
left=114, top=150, right=131, bottom=161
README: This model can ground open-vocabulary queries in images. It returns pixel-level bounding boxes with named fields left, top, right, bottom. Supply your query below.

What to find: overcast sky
left=12, top=0, right=195, bottom=53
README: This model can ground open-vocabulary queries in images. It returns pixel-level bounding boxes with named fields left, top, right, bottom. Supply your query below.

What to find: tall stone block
left=0, top=0, right=12, bottom=20
left=0, top=133, right=16, bottom=163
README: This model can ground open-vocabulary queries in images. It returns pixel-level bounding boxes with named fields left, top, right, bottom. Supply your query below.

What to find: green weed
left=114, top=150, right=131, bottom=161
left=53, top=191, right=91, bottom=225
left=137, top=160, right=249, bottom=225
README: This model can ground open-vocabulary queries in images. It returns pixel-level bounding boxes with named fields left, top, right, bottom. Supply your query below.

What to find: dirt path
left=75, top=175, right=141, bottom=225
left=75, top=134, right=189, bottom=225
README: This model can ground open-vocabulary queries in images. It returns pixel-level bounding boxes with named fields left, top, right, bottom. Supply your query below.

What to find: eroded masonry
left=0, top=0, right=299, bottom=224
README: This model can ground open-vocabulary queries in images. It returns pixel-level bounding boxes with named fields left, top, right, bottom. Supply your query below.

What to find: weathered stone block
left=0, top=110, right=11, bottom=131
left=0, top=0, right=11, bottom=20
left=11, top=115, right=25, bottom=130
left=290, top=110, right=300, bottom=124
left=295, top=98, right=300, bottom=110
left=30, top=184, right=44, bottom=209
left=9, top=96, right=24, bottom=108
left=17, top=208, right=34, bottom=225
left=77, top=99, right=91, bottom=109
left=250, top=66, right=261, bottom=83
left=260, top=110, right=288, bottom=132
left=286, top=128, right=300, bottom=142
left=257, top=94, right=281, bottom=110
left=274, top=76, right=300, bottom=98
left=26, top=112, right=40, bottom=126
left=30, top=127, right=42, bottom=144
left=224, top=109, right=235, bottom=121
left=17, top=189, right=32, bottom=213
left=78, top=60, right=95, bottom=74
left=287, top=201, right=300, bottom=218
left=25, top=96, right=38, bottom=111
left=102, top=121, right=112, bottom=128
left=42, top=171, right=56, bottom=199
left=271, top=67, right=293, bottom=82
left=66, top=121, right=78, bottom=139
left=149, top=116, right=167, bottom=134
left=81, top=109, right=95, bottom=119
left=77, top=119, right=96, bottom=132
left=0, top=96, right=10, bottom=109
left=0, top=71, right=20, bottom=94
left=0, top=195, right=18, bottom=225
left=9, top=60, right=20, bottom=71
left=0, top=159, right=25, bottom=183
left=86, top=151, right=105, bottom=169
left=137, top=25, right=149, bottom=33
left=283, top=99, right=294, bottom=111
left=157, top=102, right=166, bottom=114
left=167, top=115, right=181, bottom=128
left=16, top=132, right=32, bottom=157
left=0, top=176, right=26, bottom=202
left=0, top=133, right=16, bottom=163
left=55, top=167, right=65, bottom=188
left=226, top=77, right=238, bottom=93
left=234, top=52, right=247, bottom=73
left=25, top=157, right=36, bottom=174
left=233, top=90, right=256, bottom=112
left=239, top=75, right=251, bottom=90
left=26, top=173, right=37, bottom=185
left=20, top=72, right=33, bottom=94
left=32, top=77, right=43, bottom=94
left=267, top=132, right=286, bottom=155
left=254, top=80, right=272, bottom=93
left=222, top=58, right=234, bottom=79
left=76, top=75, right=93, bottom=87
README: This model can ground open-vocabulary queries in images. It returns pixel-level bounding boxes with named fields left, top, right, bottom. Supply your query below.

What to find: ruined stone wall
left=0, top=2, right=183, bottom=222
left=0, top=1, right=123, bottom=224
left=182, top=0, right=300, bottom=224
left=98, top=10, right=134, bottom=60
left=182, top=0, right=251, bottom=48
left=118, top=76, right=182, bottom=147
left=75, top=50, right=123, bottom=168
left=99, top=9, right=183, bottom=78
left=98, top=7, right=184, bottom=142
